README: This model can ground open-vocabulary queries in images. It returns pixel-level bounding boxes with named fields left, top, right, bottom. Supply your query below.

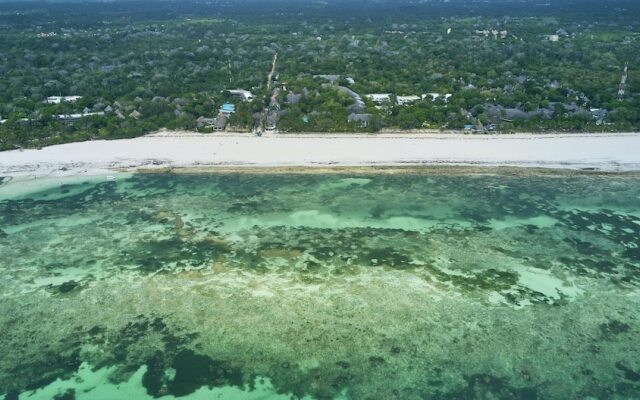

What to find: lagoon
left=0, top=169, right=639, bottom=399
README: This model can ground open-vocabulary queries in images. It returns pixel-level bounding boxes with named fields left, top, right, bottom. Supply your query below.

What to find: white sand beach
left=1, top=132, right=640, bottom=178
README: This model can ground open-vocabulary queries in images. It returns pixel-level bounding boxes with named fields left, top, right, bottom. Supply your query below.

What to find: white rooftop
left=227, top=90, right=254, bottom=102
left=46, top=96, right=83, bottom=104
left=397, top=95, right=421, bottom=105
left=366, top=94, right=392, bottom=103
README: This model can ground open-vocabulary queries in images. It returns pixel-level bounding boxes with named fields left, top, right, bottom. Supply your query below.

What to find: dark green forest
left=0, top=0, right=638, bottom=149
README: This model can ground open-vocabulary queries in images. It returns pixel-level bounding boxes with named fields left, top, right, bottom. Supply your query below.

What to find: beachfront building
left=590, top=108, right=607, bottom=125
left=396, top=95, right=421, bottom=106
left=347, top=113, right=371, bottom=128
left=196, top=116, right=212, bottom=128
left=213, top=115, right=227, bottom=131
left=265, top=111, right=278, bottom=133
left=366, top=94, right=392, bottom=105
left=196, top=114, right=228, bottom=131
left=46, top=96, right=82, bottom=104
left=226, top=90, right=254, bottom=102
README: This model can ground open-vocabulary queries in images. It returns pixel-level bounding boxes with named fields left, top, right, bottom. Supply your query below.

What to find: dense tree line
left=0, top=0, right=638, bottom=149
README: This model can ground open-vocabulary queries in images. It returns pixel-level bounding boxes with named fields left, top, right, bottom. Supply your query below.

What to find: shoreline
left=147, top=130, right=640, bottom=139
left=1, top=131, right=640, bottom=179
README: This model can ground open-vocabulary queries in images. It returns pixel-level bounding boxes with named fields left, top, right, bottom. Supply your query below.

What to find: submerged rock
left=53, top=388, right=76, bottom=400
left=46, top=280, right=83, bottom=295
left=600, top=319, right=631, bottom=338
left=139, top=350, right=244, bottom=397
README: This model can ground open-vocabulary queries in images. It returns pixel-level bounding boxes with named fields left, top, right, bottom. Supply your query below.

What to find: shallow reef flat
left=0, top=171, right=639, bottom=399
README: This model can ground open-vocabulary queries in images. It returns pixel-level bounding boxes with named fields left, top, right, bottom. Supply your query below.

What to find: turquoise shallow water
left=0, top=170, right=639, bottom=399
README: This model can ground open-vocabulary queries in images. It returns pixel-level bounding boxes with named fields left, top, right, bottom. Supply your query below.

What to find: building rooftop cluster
left=197, top=115, right=227, bottom=131
left=475, top=30, right=508, bottom=39
left=366, top=93, right=452, bottom=105
left=396, top=95, right=422, bottom=106
left=1, top=109, right=106, bottom=125
left=57, top=111, right=105, bottom=120
left=46, top=96, right=82, bottom=104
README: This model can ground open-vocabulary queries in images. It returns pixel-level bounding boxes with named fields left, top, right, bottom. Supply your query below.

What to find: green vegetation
left=0, top=0, right=638, bottom=149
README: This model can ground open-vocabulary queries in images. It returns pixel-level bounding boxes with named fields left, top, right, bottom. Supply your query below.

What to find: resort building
left=347, top=113, right=371, bottom=128
left=265, top=111, right=278, bottom=133
left=213, top=115, right=228, bottom=130
left=226, top=90, right=254, bottom=102
left=366, top=94, right=392, bottom=104
left=46, top=96, right=82, bottom=104
left=57, top=111, right=105, bottom=121
left=396, top=95, right=421, bottom=106
left=424, top=93, right=440, bottom=101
